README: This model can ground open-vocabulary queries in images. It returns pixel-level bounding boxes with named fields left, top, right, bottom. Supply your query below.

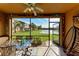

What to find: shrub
left=31, top=37, right=42, bottom=47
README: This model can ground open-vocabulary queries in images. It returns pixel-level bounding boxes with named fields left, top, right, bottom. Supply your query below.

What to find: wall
left=65, top=5, right=79, bottom=48
left=0, top=13, right=9, bottom=36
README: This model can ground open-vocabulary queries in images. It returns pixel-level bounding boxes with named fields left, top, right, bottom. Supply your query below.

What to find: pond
left=40, top=30, right=59, bottom=34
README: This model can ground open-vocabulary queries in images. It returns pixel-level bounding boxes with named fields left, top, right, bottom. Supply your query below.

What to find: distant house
left=12, top=19, right=32, bottom=32
left=16, top=26, right=21, bottom=32
left=24, top=24, right=30, bottom=31
left=15, top=23, right=30, bottom=32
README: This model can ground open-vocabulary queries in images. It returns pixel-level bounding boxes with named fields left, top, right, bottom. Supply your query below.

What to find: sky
left=13, top=18, right=60, bottom=28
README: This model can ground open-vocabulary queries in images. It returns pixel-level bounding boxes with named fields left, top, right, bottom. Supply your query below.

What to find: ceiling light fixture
left=23, top=3, right=44, bottom=16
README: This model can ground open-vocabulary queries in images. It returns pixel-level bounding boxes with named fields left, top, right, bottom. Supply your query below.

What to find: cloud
left=42, top=23, right=48, bottom=28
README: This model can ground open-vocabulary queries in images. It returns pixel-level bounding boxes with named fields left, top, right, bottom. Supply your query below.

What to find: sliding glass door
left=11, top=17, right=61, bottom=56
left=12, top=18, right=49, bottom=47
left=12, top=17, right=60, bottom=46
left=50, top=18, right=60, bottom=45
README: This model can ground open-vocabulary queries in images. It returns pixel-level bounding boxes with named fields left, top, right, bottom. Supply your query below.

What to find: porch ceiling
left=0, top=3, right=79, bottom=14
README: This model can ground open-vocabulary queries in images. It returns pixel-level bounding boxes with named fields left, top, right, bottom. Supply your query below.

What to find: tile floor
left=16, top=42, right=66, bottom=56
left=30, top=43, right=66, bottom=56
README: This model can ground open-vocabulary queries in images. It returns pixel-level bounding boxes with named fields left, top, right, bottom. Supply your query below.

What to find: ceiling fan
left=23, top=3, right=44, bottom=16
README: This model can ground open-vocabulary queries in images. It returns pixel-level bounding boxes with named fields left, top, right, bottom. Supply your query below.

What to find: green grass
left=12, top=30, right=59, bottom=42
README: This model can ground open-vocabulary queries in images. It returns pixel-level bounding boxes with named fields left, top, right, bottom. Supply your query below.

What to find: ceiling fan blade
left=31, top=7, right=37, bottom=16
left=35, top=7, right=44, bottom=12
left=24, top=8, right=32, bottom=13
left=24, top=8, right=29, bottom=13
left=24, top=3, right=30, bottom=7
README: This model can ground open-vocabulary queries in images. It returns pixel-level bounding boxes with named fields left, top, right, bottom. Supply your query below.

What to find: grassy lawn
left=12, top=30, right=59, bottom=42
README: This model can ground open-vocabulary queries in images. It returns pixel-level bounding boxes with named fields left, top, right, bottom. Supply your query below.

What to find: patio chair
left=22, top=46, right=32, bottom=56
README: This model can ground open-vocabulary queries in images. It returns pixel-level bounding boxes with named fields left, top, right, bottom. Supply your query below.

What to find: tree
left=38, top=25, right=42, bottom=30
left=31, top=23, right=37, bottom=30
